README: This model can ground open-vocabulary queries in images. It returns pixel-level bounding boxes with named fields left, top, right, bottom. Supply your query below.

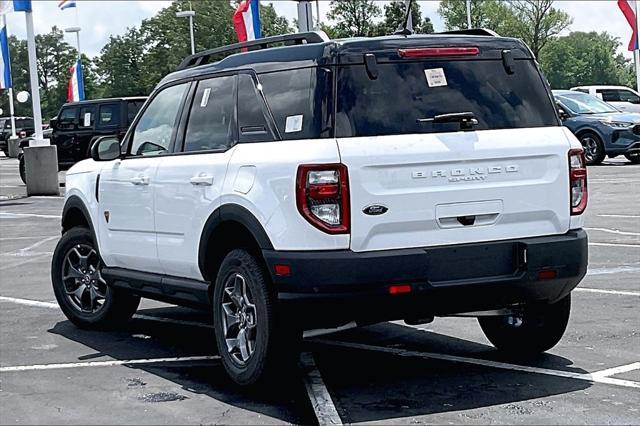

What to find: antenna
left=394, top=0, right=414, bottom=36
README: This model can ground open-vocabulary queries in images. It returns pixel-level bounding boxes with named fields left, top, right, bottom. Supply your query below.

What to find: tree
left=438, top=0, right=520, bottom=35
left=511, top=0, right=572, bottom=57
left=1, top=36, right=31, bottom=117
left=539, top=32, right=633, bottom=89
left=375, top=0, right=434, bottom=36
left=95, top=28, right=147, bottom=97
left=326, top=0, right=382, bottom=38
left=260, top=2, right=292, bottom=37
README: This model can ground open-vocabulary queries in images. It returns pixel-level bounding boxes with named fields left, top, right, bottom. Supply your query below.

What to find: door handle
left=190, top=174, right=214, bottom=186
left=129, top=175, right=149, bottom=186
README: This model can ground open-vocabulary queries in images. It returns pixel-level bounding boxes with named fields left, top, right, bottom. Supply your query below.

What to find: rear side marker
left=389, top=284, right=412, bottom=295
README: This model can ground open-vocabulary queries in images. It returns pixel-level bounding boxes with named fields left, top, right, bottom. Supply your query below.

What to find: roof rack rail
left=176, top=31, right=330, bottom=71
left=438, top=28, right=500, bottom=37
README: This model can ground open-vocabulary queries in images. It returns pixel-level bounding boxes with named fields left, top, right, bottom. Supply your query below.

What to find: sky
left=3, top=0, right=635, bottom=60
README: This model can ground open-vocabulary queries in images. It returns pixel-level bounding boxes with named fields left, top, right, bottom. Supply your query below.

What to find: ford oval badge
left=363, top=205, right=388, bottom=216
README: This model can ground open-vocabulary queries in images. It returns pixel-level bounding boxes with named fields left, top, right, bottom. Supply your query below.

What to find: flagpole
left=635, top=0, right=640, bottom=91
left=25, top=9, right=43, bottom=142
left=2, top=15, right=16, bottom=139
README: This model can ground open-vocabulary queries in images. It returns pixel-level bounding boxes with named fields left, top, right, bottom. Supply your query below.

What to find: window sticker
left=200, top=88, right=211, bottom=108
left=424, top=68, right=447, bottom=87
left=285, top=114, right=303, bottom=133
left=83, top=112, right=91, bottom=127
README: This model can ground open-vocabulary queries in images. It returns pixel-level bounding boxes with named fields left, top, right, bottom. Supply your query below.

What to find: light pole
left=65, top=26, right=81, bottom=60
left=176, top=10, right=196, bottom=55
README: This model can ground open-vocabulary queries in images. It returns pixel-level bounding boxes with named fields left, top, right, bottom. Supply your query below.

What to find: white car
left=571, top=85, right=640, bottom=113
left=51, top=31, right=589, bottom=386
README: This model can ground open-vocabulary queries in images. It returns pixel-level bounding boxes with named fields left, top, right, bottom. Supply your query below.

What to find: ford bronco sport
left=52, top=30, right=588, bottom=386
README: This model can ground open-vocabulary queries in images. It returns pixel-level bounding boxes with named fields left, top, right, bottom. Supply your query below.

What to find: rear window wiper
left=417, top=112, right=479, bottom=130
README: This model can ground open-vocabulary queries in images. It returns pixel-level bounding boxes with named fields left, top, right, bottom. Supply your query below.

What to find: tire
left=578, top=132, right=605, bottom=165
left=51, top=227, right=140, bottom=330
left=19, top=155, right=26, bottom=184
left=624, top=152, right=640, bottom=164
left=212, top=249, right=301, bottom=386
left=478, top=294, right=571, bottom=356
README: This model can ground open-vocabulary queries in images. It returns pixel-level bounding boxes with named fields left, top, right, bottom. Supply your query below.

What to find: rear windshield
left=336, top=60, right=558, bottom=138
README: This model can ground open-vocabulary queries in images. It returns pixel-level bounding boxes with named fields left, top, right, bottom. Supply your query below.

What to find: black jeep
left=18, top=97, right=146, bottom=183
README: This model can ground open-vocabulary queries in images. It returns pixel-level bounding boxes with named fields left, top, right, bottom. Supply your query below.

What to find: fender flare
left=198, top=204, right=274, bottom=278
left=62, top=195, right=98, bottom=243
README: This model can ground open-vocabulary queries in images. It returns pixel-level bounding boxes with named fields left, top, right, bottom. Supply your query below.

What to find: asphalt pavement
left=0, top=153, right=638, bottom=425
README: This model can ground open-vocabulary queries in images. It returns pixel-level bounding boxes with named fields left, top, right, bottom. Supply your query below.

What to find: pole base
left=7, top=137, right=21, bottom=158
left=24, top=144, right=60, bottom=196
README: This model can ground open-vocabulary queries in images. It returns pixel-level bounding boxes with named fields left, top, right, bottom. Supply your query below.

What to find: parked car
left=570, top=85, right=640, bottom=113
left=554, top=90, right=640, bottom=165
left=0, top=116, right=34, bottom=155
left=17, top=97, right=146, bottom=183
left=53, top=30, right=588, bottom=386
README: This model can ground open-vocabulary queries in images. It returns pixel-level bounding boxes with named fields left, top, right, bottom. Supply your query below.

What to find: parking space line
left=584, top=227, right=640, bottom=236
left=0, top=296, right=58, bottom=309
left=0, top=355, right=221, bottom=373
left=0, top=254, right=51, bottom=271
left=591, top=362, right=640, bottom=379
left=598, top=214, right=640, bottom=219
left=589, top=242, right=640, bottom=248
left=1, top=236, right=58, bottom=257
left=301, top=352, right=343, bottom=425
left=575, top=288, right=640, bottom=297
left=586, top=266, right=640, bottom=276
left=0, top=236, right=58, bottom=241
left=0, top=212, right=61, bottom=219
left=313, top=339, right=640, bottom=389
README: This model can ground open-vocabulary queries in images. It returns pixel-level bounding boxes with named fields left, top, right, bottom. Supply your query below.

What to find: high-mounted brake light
left=398, top=47, right=480, bottom=58
left=568, top=148, right=588, bottom=215
left=296, top=164, right=350, bottom=234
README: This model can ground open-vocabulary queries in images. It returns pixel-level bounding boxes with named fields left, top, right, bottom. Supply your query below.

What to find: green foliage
left=375, top=0, right=434, bottom=35
left=539, top=31, right=635, bottom=89
left=260, top=2, right=293, bottom=37
left=327, top=0, right=382, bottom=38
left=95, top=28, right=147, bottom=97
left=511, top=0, right=572, bottom=57
left=438, top=0, right=520, bottom=35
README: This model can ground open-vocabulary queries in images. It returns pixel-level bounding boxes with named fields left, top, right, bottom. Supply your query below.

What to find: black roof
left=61, top=96, right=147, bottom=108
left=160, top=31, right=532, bottom=88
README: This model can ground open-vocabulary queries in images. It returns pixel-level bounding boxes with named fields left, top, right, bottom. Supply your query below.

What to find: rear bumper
left=263, top=230, right=588, bottom=327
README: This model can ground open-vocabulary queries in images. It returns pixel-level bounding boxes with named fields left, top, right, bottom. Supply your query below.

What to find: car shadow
left=48, top=305, right=314, bottom=424
left=309, top=321, right=592, bottom=423
left=49, top=308, right=591, bottom=424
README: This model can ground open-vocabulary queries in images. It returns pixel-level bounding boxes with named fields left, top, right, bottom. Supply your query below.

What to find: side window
left=618, top=89, right=640, bottom=104
left=127, top=100, right=145, bottom=126
left=58, top=107, right=78, bottom=130
left=183, top=75, right=235, bottom=152
left=130, top=83, right=188, bottom=156
left=79, top=106, right=96, bottom=129
left=238, top=74, right=276, bottom=143
left=597, top=89, right=620, bottom=102
left=98, top=104, right=120, bottom=128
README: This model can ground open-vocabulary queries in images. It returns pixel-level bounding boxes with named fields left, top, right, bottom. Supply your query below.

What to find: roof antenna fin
left=394, top=0, right=414, bottom=36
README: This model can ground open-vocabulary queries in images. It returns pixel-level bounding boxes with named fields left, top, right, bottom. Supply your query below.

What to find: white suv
left=571, top=85, right=640, bottom=113
left=51, top=31, right=589, bottom=386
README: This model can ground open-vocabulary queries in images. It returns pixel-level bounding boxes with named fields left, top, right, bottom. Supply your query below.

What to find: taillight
left=296, top=164, right=350, bottom=234
left=569, top=148, right=587, bottom=215
left=398, top=47, right=479, bottom=58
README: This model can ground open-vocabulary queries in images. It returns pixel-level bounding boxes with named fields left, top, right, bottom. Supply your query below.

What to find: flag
left=0, top=0, right=32, bottom=14
left=0, top=18, right=11, bottom=89
left=618, top=0, right=639, bottom=51
left=58, top=0, right=75, bottom=10
left=67, top=58, right=84, bottom=102
left=233, top=0, right=261, bottom=43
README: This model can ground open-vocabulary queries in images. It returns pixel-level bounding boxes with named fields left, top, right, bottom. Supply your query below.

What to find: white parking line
left=0, top=355, right=221, bottom=373
left=584, top=227, right=640, bottom=237
left=589, top=242, right=640, bottom=248
left=575, top=288, right=640, bottom=297
left=314, top=340, right=640, bottom=389
left=591, top=362, right=640, bottom=379
left=1, top=236, right=58, bottom=257
left=0, top=236, right=58, bottom=241
left=0, top=254, right=51, bottom=271
left=598, top=214, right=640, bottom=219
left=0, top=212, right=61, bottom=219
left=301, top=352, right=343, bottom=425
left=0, top=296, right=57, bottom=309
left=587, top=266, right=640, bottom=276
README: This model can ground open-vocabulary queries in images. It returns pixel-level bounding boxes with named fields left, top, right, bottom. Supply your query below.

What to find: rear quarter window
left=336, top=59, right=559, bottom=138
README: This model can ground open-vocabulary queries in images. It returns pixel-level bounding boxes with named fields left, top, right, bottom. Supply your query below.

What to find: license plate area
left=426, top=242, right=521, bottom=284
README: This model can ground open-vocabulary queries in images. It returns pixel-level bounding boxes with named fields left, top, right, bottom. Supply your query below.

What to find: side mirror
left=557, top=108, right=569, bottom=121
left=49, top=118, right=57, bottom=129
left=90, top=136, right=120, bottom=161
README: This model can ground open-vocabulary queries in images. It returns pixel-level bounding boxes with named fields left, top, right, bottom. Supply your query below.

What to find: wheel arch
left=198, top=204, right=274, bottom=283
left=62, top=196, right=97, bottom=242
